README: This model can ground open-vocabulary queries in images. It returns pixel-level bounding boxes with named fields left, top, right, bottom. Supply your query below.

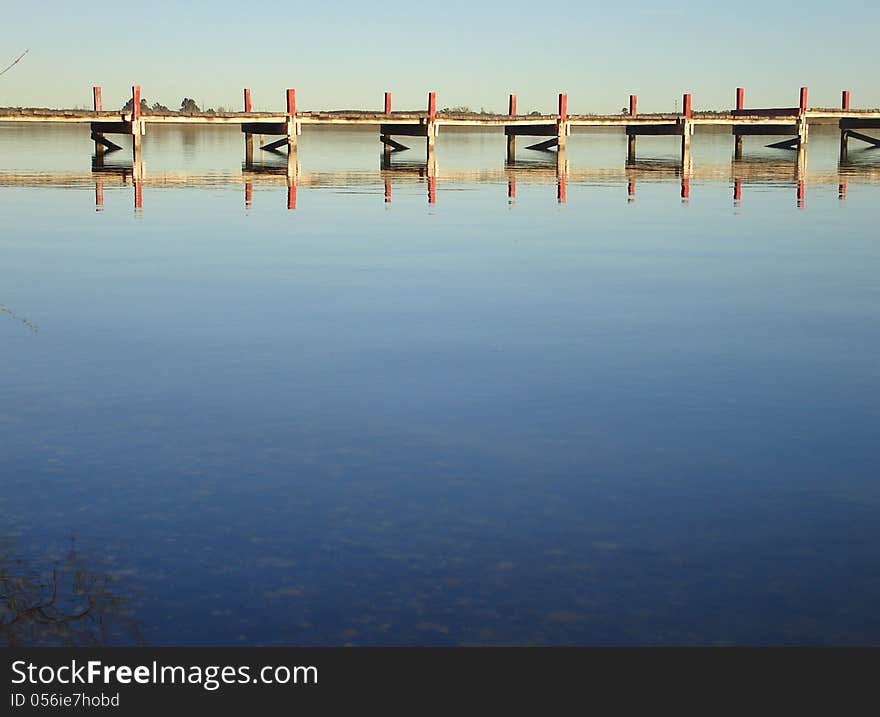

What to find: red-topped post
left=131, top=85, right=142, bottom=154
left=286, top=89, right=297, bottom=152
left=131, top=85, right=141, bottom=121
left=506, top=94, right=517, bottom=161
left=427, top=92, right=437, bottom=150
left=93, top=86, right=104, bottom=155
left=682, top=93, right=692, bottom=118
left=736, top=87, right=745, bottom=111
left=508, top=94, right=517, bottom=116
left=557, top=93, right=568, bottom=151
left=629, top=94, right=637, bottom=117
left=243, top=88, right=254, bottom=162
left=385, top=92, right=392, bottom=115
left=799, top=86, right=808, bottom=114
left=841, top=90, right=851, bottom=110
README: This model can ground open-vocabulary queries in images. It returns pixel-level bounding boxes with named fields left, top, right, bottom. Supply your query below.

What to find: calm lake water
left=1, top=123, right=879, bottom=646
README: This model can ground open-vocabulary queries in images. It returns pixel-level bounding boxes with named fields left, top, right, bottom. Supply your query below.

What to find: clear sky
left=1, top=1, right=877, bottom=114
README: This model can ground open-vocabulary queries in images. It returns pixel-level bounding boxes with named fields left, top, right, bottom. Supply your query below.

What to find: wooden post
left=734, top=91, right=743, bottom=159
left=427, top=91, right=437, bottom=150
left=286, top=88, right=297, bottom=152
left=840, top=90, right=851, bottom=160
left=557, top=92, right=568, bottom=150
left=681, top=118, right=692, bottom=165
left=799, top=86, right=808, bottom=114
left=385, top=92, right=392, bottom=115
left=131, top=85, right=142, bottom=154
left=627, top=135, right=636, bottom=163
left=93, top=86, right=104, bottom=155
left=507, top=93, right=517, bottom=162
left=629, top=94, right=637, bottom=117
left=682, top=93, right=692, bottom=119
left=244, top=88, right=254, bottom=164
left=841, top=90, right=850, bottom=110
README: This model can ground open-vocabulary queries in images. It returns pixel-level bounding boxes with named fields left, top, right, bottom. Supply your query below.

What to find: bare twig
left=0, top=49, right=29, bottom=78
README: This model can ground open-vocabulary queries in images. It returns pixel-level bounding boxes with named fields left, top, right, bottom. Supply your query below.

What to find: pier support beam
left=92, top=86, right=104, bottom=155
left=426, top=91, right=437, bottom=156
left=734, top=88, right=745, bottom=159
left=286, top=88, right=297, bottom=154
left=243, top=88, right=254, bottom=163
left=557, top=92, right=568, bottom=151
left=507, top=94, right=517, bottom=162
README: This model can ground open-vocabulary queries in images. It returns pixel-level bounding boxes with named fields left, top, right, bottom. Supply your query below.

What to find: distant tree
left=121, top=97, right=150, bottom=115
left=179, top=97, right=201, bottom=114
left=151, top=101, right=172, bottom=113
left=528, top=110, right=541, bottom=116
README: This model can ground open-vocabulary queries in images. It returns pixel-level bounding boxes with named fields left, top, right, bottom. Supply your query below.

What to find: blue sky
left=1, top=1, right=877, bottom=113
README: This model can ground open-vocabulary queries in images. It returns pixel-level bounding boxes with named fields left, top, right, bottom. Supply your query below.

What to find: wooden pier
left=2, top=84, right=879, bottom=211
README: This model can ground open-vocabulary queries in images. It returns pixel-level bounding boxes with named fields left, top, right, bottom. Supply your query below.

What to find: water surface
left=1, top=123, right=879, bottom=645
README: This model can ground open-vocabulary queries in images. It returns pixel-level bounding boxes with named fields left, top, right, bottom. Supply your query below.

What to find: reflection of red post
left=627, top=180, right=635, bottom=199
left=629, top=95, right=637, bottom=117
left=428, top=92, right=436, bottom=122
left=132, top=86, right=141, bottom=120
left=508, top=176, right=516, bottom=200
left=799, top=86, right=808, bottom=115
left=841, top=90, right=851, bottom=110
left=558, top=93, right=568, bottom=121
left=134, top=181, right=143, bottom=210
left=245, top=182, right=253, bottom=208
left=508, top=94, right=517, bottom=116
left=287, top=183, right=297, bottom=210
left=385, top=92, right=392, bottom=115
left=557, top=175, right=566, bottom=203
left=838, top=183, right=847, bottom=200
left=428, top=176, right=436, bottom=205
left=682, top=93, right=692, bottom=118
left=95, top=181, right=104, bottom=212
left=244, top=88, right=252, bottom=112
left=93, top=87, right=102, bottom=111
left=734, top=180, right=742, bottom=203
left=736, top=87, right=744, bottom=111
left=384, top=179, right=391, bottom=203
left=681, top=177, right=690, bottom=200
left=797, top=180, right=805, bottom=207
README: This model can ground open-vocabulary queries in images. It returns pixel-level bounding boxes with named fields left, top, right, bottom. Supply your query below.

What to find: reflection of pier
left=3, top=154, right=880, bottom=211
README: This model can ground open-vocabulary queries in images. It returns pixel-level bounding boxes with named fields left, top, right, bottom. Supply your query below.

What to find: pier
left=1, top=85, right=878, bottom=211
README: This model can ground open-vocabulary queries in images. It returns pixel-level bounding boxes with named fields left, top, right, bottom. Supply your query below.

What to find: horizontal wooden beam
left=732, top=108, right=800, bottom=117
left=625, top=124, right=681, bottom=136
left=241, top=122, right=288, bottom=135
left=379, top=123, right=428, bottom=136
left=733, top=124, right=797, bottom=136
left=504, top=124, right=557, bottom=137
left=90, top=121, right=133, bottom=134
left=840, top=118, right=880, bottom=130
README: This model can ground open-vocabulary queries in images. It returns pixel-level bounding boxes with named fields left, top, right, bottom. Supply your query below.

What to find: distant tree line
left=120, top=97, right=230, bottom=115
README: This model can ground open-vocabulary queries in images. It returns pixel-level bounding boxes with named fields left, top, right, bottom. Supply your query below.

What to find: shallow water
left=1, top=123, right=879, bottom=645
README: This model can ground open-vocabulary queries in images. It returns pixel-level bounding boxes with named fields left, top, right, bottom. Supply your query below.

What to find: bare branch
left=0, top=49, right=29, bottom=78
